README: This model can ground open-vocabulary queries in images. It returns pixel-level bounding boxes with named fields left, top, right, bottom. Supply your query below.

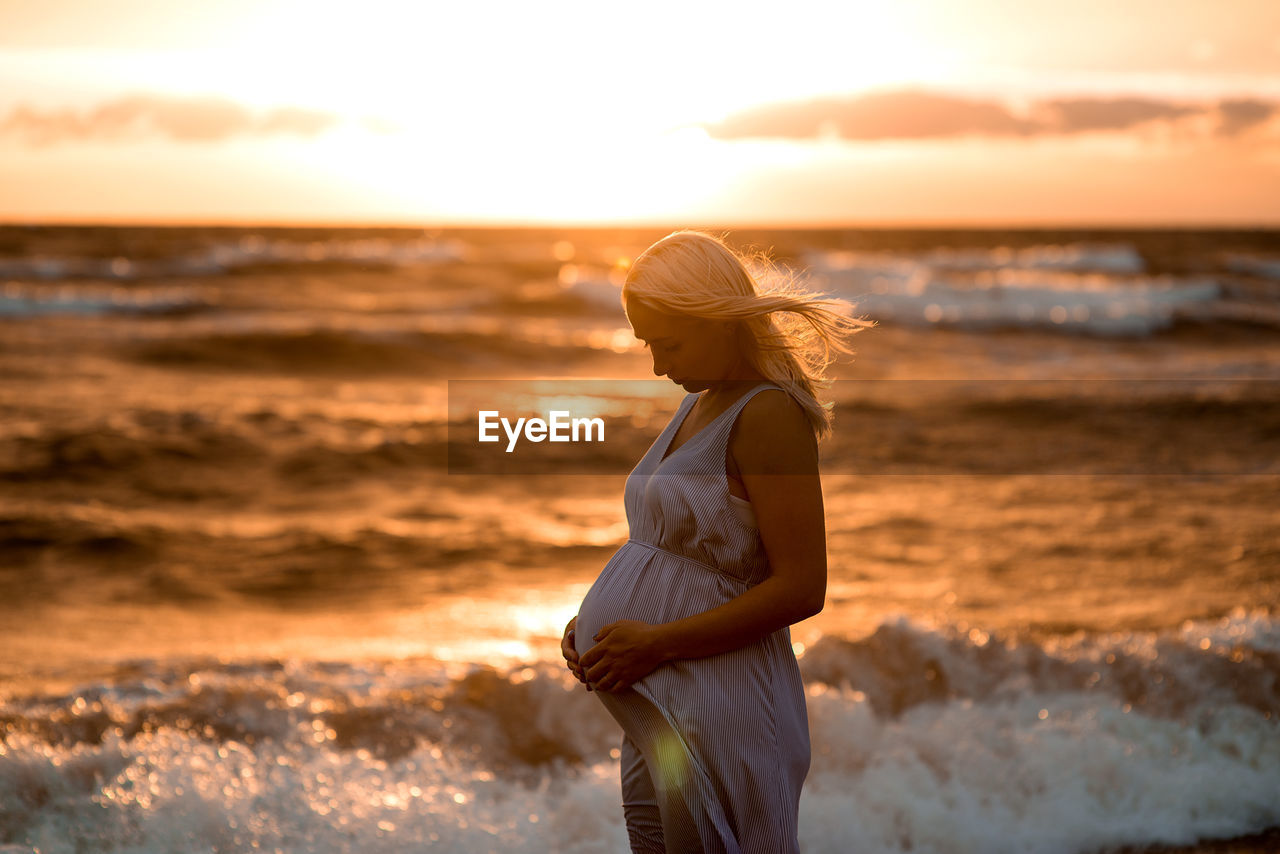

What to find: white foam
left=0, top=281, right=206, bottom=316
left=817, top=243, right=1147, bottom=276
left=557, top=263, right=626, bottom=313
left=803, top=245, right=1222, bottom=336
left=0, top=235, right=467, bottom=284
left=802, top=687, right=1279, bottom=853
left=1226, top=253, right=1280, bottom=280
left=2, top=616, right=1277, bottom=852
left=194, top=235, right=469, bottom=272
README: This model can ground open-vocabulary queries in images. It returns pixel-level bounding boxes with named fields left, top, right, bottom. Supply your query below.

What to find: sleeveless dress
left=574, top=382, right=811, bottom=854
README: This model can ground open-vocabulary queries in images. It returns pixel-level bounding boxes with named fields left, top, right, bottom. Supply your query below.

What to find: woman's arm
left=580, top=390, right=827, bottom=692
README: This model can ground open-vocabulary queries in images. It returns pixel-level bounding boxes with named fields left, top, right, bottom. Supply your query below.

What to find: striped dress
left=575, top=382, right=811, bottom=854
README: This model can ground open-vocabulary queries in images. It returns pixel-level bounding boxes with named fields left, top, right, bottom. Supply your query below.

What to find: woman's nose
left=651, top=355, right=669, bottom=377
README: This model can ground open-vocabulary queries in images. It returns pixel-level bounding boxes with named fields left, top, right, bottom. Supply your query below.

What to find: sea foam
left=804, top=243, right=1227, bottom=335
left=2, top=612, right=1276, bottom=853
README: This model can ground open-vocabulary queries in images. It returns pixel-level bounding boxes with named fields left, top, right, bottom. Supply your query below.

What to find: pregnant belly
left=573, top=544, right=642, bottom=659
left=574, top=541, right=746, bottom=659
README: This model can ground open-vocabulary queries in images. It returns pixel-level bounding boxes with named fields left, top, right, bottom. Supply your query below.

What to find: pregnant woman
left=561, top=230, right=869, bottom=852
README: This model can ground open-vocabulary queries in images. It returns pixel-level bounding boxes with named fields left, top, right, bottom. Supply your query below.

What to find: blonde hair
left=623, top=230, right=873, bottom=439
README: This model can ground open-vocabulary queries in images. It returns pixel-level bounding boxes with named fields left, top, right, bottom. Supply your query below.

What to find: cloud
left=705, top=89, right=1280, bottom=143
left=1216, top=98, right=1279, bottom=136
left=709, top=90, right=1033, bottom=141
left=1033, top=97, right=1196, bottom=132
left=1, top=94, right=340, bottom=146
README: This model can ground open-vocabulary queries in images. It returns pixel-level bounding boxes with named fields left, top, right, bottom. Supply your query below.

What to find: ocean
left=1, top=224, right=1278, bottom=853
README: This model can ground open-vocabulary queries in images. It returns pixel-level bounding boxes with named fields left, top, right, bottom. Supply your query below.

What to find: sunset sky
left=2, top=0, right=1278, bottom=226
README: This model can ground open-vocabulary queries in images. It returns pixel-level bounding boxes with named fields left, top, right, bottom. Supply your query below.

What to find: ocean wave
left=799, top=612, right=1280, bottom=719
left=1, top=614, right=1277, bottom=852
left=0, top=508, right=617, bottom=608
left=1226, top=252, right=1280, bottom=281
left=1, top=420, right=267, bottom=500
left=801, top=245, right=1255, bottom=335
left=812, top=242, right=1148, bottom=276
left=273, top=438, right=449, bottom=483
left=818, top=384, right=1280, bottom=475
left=0, top=234, right=467, bottom=284
left=8, top=383, right=1276, bottom=496
left=5, top=614, right=1272, bottom=753
left=0, top=281, right=212, bottom=317
left=0, top=515, right=163, bottom=576
left=123, top=328, right=609, bottom=375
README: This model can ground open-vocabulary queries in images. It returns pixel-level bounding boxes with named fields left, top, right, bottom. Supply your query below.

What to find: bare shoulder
left=729, top=388, right=818, bottom=474
left=737, top=388, right=809, bottom=435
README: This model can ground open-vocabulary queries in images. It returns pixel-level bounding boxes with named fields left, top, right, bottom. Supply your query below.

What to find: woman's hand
left=579, top=620, right=668, bottom=693
left=561, top=617, right=590, bottom=690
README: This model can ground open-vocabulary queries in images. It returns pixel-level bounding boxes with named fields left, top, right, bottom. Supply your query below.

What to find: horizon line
left=3, top=216, right=1280, bottom=232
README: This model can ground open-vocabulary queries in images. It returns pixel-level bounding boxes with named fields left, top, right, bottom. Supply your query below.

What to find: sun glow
left=3, top=0, right=1277, bottom=224
left=1, top=0, right=952, bottom=223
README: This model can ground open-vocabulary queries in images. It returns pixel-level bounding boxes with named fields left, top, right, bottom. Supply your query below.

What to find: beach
left=1, top=224, right=1277, bottom=852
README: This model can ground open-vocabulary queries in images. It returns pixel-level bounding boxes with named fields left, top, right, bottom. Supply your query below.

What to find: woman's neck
left=702, top=368, right=767, bottom=407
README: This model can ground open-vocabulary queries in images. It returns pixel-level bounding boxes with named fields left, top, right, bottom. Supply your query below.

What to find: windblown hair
left=623, top=230, right=873, bottom=439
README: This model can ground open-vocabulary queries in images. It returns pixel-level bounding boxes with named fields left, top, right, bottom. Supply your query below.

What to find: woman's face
left=625, top=299, right=741, bottom=392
